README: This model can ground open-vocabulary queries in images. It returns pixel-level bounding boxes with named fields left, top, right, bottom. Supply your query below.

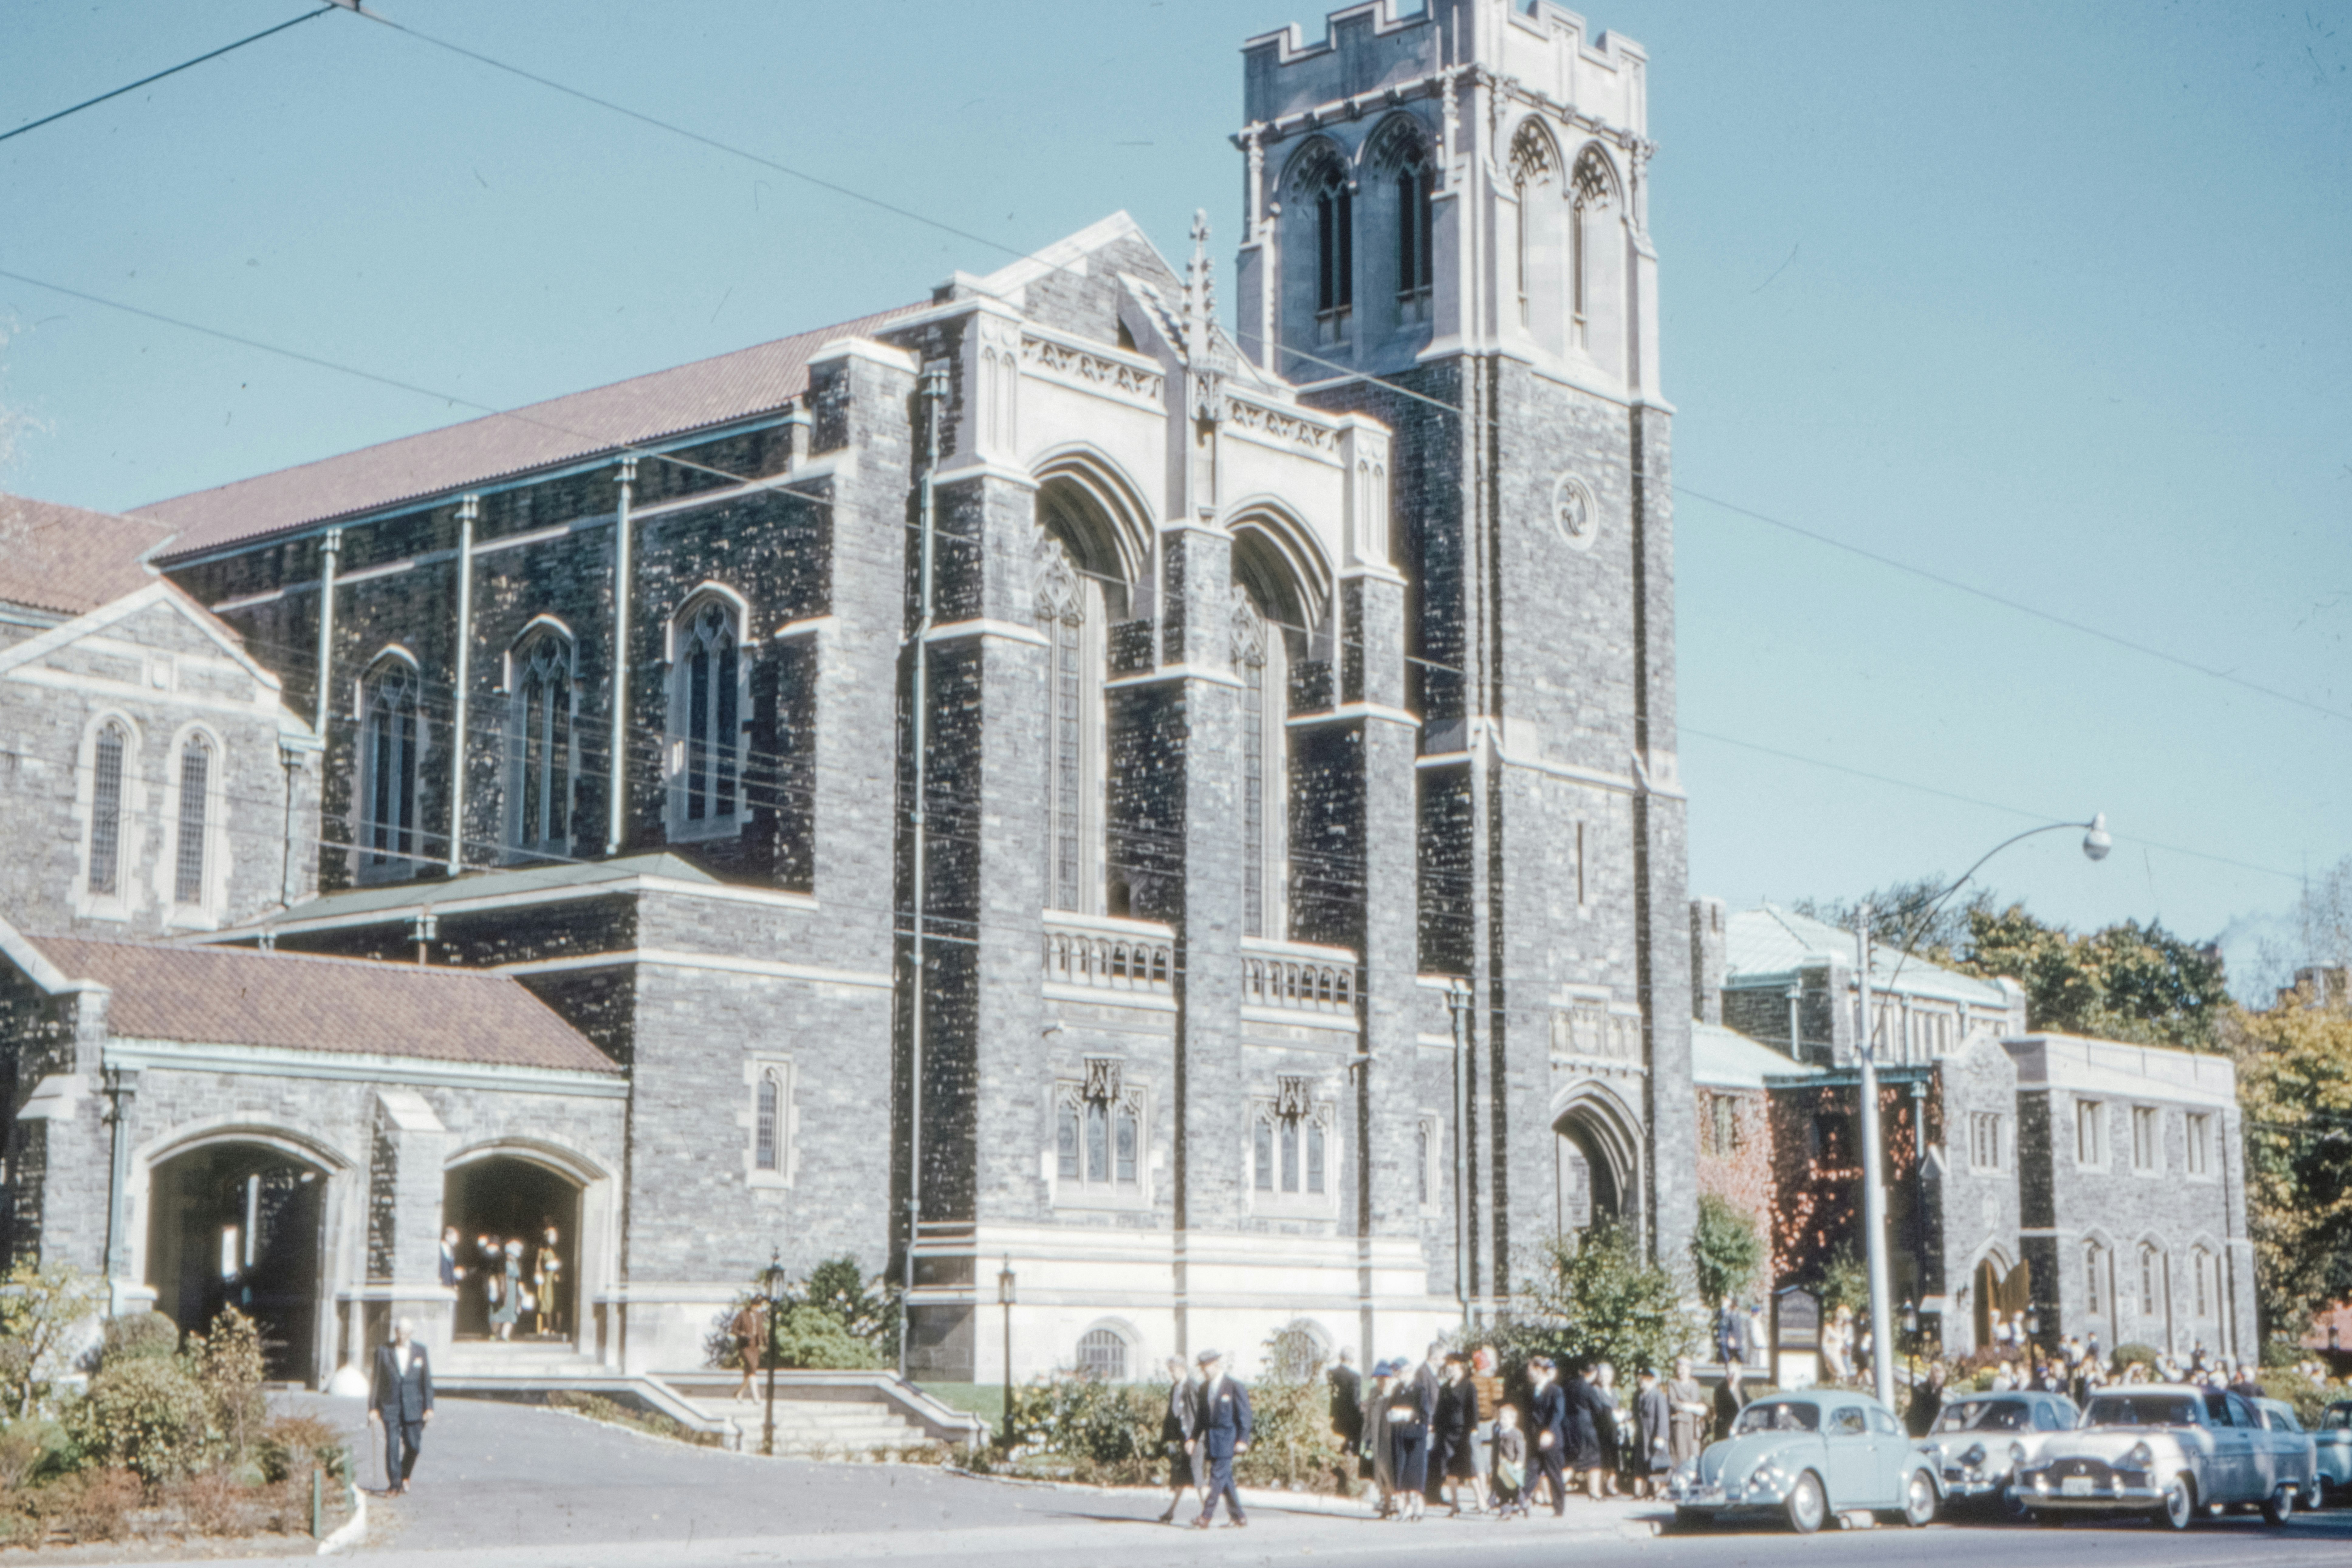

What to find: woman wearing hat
left=1364, top=1360, right=1400, bottom=1516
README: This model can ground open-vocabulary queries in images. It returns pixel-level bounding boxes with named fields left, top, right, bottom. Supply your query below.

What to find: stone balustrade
left=1239, top=937, right=1359, bottom=1015
left=1042, top=913, right=1176, bottom=996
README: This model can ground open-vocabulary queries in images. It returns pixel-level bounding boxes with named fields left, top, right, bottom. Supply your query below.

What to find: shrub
left=705, top=1255, right=899, bottom=1371
left=1005, top=1376, right=1160, bottom=1481
left=256, top=1413, right=351, bottom=1484
left=70, top=1357, right=211, bottom=1482
left=99, top=1312, right=181, bottom=1368
left=1230, top=1373, right=1347, bottom=1491
left=36, top=1464, right=142, bottom=1542
left=1493, top=1224, right=1697, bottom=1387
left=2111, top=1342, right=2162, bottom=1369
left=0, top=1417, right=71, bottom=1492
left=0, top=1262, right=101, bottom=1419
left=2257, top=1368, right=2330, bottom=1429
left=187, top=1308, right=266, bottom=1462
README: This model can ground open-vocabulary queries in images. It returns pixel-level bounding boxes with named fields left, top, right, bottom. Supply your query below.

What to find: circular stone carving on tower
left=1552, top=471, right=1599, bottom=551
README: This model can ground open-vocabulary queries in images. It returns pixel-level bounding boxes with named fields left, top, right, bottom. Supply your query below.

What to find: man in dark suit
left=1156, top=1356, right=1202, bottom=1523
left=368, top=1317, right=434, bottom=1494
left=1190, top=1349, right=1253, bottom=1529
left=1527, top=1354, right=1570, bottom=1516
left=1326, top=1347, right=1363, bottom=1468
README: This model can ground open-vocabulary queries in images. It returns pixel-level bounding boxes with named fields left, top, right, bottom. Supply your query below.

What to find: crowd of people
left=435, top=1222, right=564, bottom=1340
left=1155, top=1343, right=1721, bottom=1526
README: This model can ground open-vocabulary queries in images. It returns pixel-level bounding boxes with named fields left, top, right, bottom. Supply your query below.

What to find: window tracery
left=173, top=734, right=211, bottom=906
left=669, top=595, right=744, bottom=840
left=512, top=628, right=575, bottom=858
left=361, top=657, right=421, bottom=871
left=88, top=720, right=128, bottom=896
left=1055, top=1057, right=1143, bottom=1200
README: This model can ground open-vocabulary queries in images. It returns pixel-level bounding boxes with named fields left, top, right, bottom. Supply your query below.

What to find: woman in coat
left=1364, top=1361, right=1399, bottom=1516
left=491, top=1239, right=524, bottom=1340
left=1561, top=1361, right=1611, bottom=1497
left=1383, top=1358, right=1433, bottom=1520
left=1431, top=1352, right=1484, bottom=1515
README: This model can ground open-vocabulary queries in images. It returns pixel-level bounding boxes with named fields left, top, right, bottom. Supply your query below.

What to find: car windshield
left=1932, top=1399, right=2030, bottom=1433
left=2084, top=1395, right=2198, bottom=1429
left=1733, top=1401, right=1819, bottom=1435
left=2264, top=1408, right=2303, bottom=1433
left=2325, top=1407, right=2352, bottom=1431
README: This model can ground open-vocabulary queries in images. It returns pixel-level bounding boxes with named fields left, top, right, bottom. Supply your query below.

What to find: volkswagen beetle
left=2017, top=1385, right=2310, bottom=1529
left=1663, top=1389, right=1939, bottom=1533
left=1914, top=1389, right=2078, bottom=1512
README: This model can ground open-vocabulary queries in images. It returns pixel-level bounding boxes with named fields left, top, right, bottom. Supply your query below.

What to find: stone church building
left=2, top=0, right=1696, bottom=1388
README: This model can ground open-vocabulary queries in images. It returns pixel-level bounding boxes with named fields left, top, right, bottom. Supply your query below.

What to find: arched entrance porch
left=442, top=1149, right=585, bottom=1341
left=145, top=1141, right=327, bottom=1381
left=1552, top=1082, right=1644, bottom=1241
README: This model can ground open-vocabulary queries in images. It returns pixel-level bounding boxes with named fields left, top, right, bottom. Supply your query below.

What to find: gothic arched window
left=1076, top=1327, right=1128, bottom=1382
left=1232, top=595, right=1290, bottom=940
left=755, top=1069, right=782, bottom=1173
left=174, top=734, right=212, bottom=906
left=87, top=720, right=129, bottom=896
left=2084, top=1241, right=2105, bottom=1317
left=511, top=627, right=575, bottom=858
left=1393, top=143, right=1433, bottom=320
left=1314, top=170, right=1353, bottom=336
left=669, top=594, right=745, bottom=839
left=1053, top=1060, right=1142, bottom=1203
left=361, top=656, right=422, bottom=870
left=1508, top=122, right=1559, bottom=336
left=1034, top=473, right=1136, bottom=917
left=1252, top=1077, right=1332, bottom=1205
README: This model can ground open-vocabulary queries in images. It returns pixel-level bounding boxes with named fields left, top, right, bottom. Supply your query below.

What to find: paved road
left=110, top=1395, right=2352, bottom=1568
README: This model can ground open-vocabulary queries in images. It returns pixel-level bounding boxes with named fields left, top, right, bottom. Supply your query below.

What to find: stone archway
left=442, top=1152, right=584, bottom=1341
left=1552, top=1082, right=1644, bottom=1241
left=146, top=1140, right=328, bottom=1381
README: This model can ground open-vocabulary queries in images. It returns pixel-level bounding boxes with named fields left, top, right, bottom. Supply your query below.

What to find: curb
left=941, top=1467, right=1672, bottom=1531
left=316, top=1477, right=365, bottom=1555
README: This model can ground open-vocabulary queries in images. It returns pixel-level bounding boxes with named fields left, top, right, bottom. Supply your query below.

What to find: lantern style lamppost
left=760, top=1248, right=788, bottom=1457
left=997, top=1257, right=1017, bottom=1451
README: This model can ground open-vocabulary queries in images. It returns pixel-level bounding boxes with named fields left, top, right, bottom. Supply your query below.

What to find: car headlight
left=2125, top=1443, right=2154, bottom=1471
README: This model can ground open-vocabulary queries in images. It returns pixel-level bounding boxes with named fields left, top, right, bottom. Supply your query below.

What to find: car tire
left=1999, top=1482, right=2032, bottom=1521
left=2153, top=1474, right=2195, bottom=1531
left=1901, top=1469, right=1936, bottom=1528
left=2260, top=1484, right=2294, bottom=1527
left=1785, top=1471, right=1827, bottom=1535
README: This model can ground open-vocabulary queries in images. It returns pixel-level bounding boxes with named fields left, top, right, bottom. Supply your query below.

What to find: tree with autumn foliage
left=2225, top=984, right=2352, bottom=1340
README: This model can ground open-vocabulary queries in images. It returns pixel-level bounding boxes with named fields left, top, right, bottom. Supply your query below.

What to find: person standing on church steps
left=1190, top=1350, right=1252, bottom=1529
left=1327, top=1347, right=1363, bottom=1476
left=368, top=1317, right=433, bottom=1495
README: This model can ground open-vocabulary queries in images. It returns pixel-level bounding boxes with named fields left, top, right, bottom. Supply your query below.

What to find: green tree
left=1690, top=1194, right=1765, bottom=1311
left=2227, top=993, right=2352, bottom=1338
left=704, top=1254, right=900, bottom=1371
left=1496, top=1224, right=1696, bottom=1381
left=1963, top=906, right=2229, bottom=1050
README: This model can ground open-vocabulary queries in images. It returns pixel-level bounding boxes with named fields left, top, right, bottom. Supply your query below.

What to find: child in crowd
left=1489, top=1404, right=1527, bottom=1519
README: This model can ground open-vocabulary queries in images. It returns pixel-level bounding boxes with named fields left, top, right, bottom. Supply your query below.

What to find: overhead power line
left=0, top=6, right=337, bottom=147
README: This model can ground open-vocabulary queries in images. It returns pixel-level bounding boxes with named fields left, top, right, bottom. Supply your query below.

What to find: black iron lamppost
left=997, top=1257, right=1017, bottom=1451
left=1901, top=1298, right=1919, bottom=1398
left=760, top=1248, right=787, bottom=1457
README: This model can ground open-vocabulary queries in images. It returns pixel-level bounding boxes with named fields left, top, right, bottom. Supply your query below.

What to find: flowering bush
left=69, top=1357, right=211, bottom=1483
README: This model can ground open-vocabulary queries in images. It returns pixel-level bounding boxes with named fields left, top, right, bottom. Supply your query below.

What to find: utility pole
left=1855, top=906, right=1896, bottom=1409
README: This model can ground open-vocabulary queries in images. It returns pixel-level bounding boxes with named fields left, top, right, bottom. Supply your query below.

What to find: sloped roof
left=0, top=494, right=176, bottom=616
left=142, top=302, right=926, bottom=562
left=1724, top=904, right=2012, bottom=1007
left=219, top=851, right=719, bottom=930
left=24, top=934, right=616, bottom=1074
left=1692, top=1020, right=1818, bottom=1090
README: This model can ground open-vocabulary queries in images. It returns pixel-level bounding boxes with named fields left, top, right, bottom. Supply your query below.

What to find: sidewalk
left=946, top=1467, right=1671, bottom=1535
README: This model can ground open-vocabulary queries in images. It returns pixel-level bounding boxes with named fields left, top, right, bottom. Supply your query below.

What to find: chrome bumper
left=2018, top=1471, right=2157, bottom=1508
left=1937, top=1472, right=2010, bottom=1501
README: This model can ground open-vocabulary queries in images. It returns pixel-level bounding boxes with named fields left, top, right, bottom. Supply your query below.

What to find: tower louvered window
left=175, top=735, right=210, bottom=904
left=88, top=722, right=127, bottom=895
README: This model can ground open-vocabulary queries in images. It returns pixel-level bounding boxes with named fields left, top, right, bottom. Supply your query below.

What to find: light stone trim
left=495, top=947, right=891, bottom=992
left=1018, top=329, right=1166, bottom=409
left=98, top=1037, right=628, bottom=1098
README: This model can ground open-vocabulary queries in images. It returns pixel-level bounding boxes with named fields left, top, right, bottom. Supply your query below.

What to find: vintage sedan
left=2252, top=1399, right=2325, bottom=1511
left=1664, top=1389, right=1939, bottom=1533
left=2017, top=1385, right=2312, bottom=1529
left=1914, top=1390, right=2079, bottom=1510
left=2316, top=1402, right=2352, bottom=1506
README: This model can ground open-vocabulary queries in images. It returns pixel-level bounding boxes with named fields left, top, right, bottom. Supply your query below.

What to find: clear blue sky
left=3, top=1, right=2346, bottom=991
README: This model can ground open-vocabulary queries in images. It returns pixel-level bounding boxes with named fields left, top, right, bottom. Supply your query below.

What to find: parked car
left=1913, top=1390, right=2079, bottom=1511
left=2252, top=1398, right=2325, bottom=1512
left=2316, top=1402, right=2352, bottom=1507
left=2016, top=1385, right=2313, bottom=1529
left=1663, top=1389, right=1939, bottom=1533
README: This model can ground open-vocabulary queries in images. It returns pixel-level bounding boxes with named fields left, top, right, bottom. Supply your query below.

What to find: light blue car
left=1663, top=1389, right=1940, bottom=1533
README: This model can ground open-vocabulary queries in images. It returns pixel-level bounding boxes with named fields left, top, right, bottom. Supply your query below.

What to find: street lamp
left=1901, top=1298, right=1919, bottom=1395
left=1854, top=814, right=2111, bottom=1409
left=997, top=1257, right=1017, bottom=1451
left=760, top=1248, right=787, bottom=1458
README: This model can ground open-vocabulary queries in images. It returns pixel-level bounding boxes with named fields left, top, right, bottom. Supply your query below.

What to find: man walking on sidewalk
left=1191, top=1349, right=1253, bottom=1529
left=1157, top=1356, right=1202, bottom=1523
left=368, top=1317, right=434, bottom=1495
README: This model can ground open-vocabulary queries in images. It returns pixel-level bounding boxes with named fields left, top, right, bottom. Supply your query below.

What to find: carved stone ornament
left=1033, top=550, right=1084, bottom=625
left=1275, top=1074, right=1311, bottom=1119
left=1083, top=1056, right=1123, bottom=1104
left=1551, top=471, right=1599, bottom=552
left=1230, top=595, right=1267, bottom=668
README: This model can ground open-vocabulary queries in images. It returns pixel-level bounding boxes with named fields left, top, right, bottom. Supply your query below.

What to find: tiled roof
left=1723, top=904, right=2012, bottom=1007
left=1691, top=1020, right=1818, bottom=1090
left=0, top=494, right=176, bottom=616
left=143, top=302, right=926, bottom=562
left=27, top=934, right=617, bottom=1074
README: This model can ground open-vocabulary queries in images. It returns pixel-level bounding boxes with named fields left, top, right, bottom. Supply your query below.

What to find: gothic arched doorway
left=145, top=1141, right=326, bottom=1381
left=443, top=1154, right=583, bottom=1340
left=1553, top=1085, right=1643, bottom=1240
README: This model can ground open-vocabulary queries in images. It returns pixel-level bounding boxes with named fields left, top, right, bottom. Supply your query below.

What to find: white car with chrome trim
left=1914, top=1390, right=2079, bottom=1509
left=2017, top=1385, right=2311, bottom=1529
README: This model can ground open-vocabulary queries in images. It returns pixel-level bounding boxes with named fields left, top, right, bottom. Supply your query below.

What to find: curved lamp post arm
left=1873, top=815, right=2110, bottom=1002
